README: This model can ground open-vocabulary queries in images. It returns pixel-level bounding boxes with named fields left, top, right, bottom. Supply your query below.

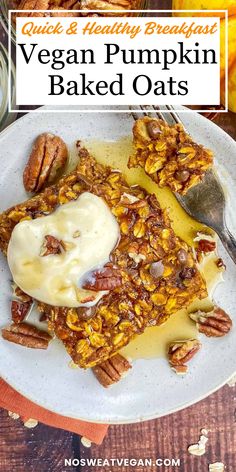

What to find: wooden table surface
left=1, top=1, right=236, bottom=471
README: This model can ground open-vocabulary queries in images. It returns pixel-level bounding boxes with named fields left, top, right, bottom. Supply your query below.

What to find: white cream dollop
left=7, top=192, right=119, bottom=307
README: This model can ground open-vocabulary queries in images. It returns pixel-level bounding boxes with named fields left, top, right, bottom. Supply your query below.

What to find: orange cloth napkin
left=0, top=378, right=108, bottom=444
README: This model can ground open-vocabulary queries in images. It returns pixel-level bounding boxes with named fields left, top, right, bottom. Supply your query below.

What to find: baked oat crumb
left=188, top=432, right=208, bottom=456
left=23, top=418, right=39, bottom=428
left=81, top=437, right=92, bottom=448
left=209, top=463, right=225, bottom=472
left=8, top=411, right=20, bottom=420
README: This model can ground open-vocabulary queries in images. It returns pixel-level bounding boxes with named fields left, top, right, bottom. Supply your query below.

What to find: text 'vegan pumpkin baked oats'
left=0, top=117, right=232, bottom=386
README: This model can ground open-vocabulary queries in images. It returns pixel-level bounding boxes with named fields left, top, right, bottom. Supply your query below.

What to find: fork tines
left=129, top=105, right=183, bottom=127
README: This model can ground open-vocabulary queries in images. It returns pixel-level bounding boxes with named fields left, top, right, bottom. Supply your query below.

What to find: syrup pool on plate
left=77, top=137, right=223, bottom=360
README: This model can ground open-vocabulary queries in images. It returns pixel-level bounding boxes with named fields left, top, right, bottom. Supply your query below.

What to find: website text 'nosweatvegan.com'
left=64, top=457, right=181, bottom=467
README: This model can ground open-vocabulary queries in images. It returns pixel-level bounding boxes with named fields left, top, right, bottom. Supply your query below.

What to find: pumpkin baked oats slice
left=0, top=148, right=207, bottom=368
left=129, top=116, right=213, bottom=195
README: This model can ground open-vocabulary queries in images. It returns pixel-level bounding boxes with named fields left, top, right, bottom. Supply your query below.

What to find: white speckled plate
left=0, top=106, right=235, bottom=424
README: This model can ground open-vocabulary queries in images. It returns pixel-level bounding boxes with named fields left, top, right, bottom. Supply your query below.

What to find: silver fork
left=130, top=104, right=236, bottom=264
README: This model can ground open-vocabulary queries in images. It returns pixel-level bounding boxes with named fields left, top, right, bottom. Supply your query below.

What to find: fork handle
left=218, top=226, right=236, bottom=264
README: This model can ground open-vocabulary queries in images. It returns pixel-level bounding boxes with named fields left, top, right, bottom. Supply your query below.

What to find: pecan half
left=11, top=300, right=32, bottom=324
left=120, top=196, right=147, bottom=209
left=189, top=307, right=232, bottom=337
left=92, top=354, right=131, bottom=387
left=2, top=323, right=52, bottom=349
left=82, top=266, right=122, bottom=291
left=23, top=133, right=68, bottom=193
left=168, top=339, right=201, bottom=374
left=198, top=239, right=216, bottom=253
left=40, top=235, right=63, bottom=256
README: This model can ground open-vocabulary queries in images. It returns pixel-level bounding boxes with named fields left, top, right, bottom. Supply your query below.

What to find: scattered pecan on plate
left=2, top=323, right=52, bottom=349
left=11, top=300, right=32, bottom=324
left=189, top=307, right=232, bottom=337
left=194, top=231, right=217, bottom=263
left=93, top=354, right=131, bottom=387
left=23, top=133, right=68, bottom=193
left=168, top=339, right=201, bottom=375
